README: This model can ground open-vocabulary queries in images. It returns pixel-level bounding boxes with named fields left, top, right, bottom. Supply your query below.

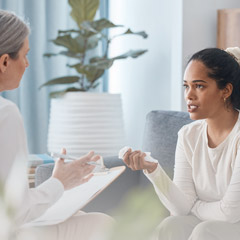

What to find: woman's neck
left=206, top=108, right=239, bottom=148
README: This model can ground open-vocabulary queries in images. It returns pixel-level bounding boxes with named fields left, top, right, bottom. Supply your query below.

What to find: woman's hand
left=123, top=149, right=158, bottom=173
left=52, top=148, right=100, bottom=190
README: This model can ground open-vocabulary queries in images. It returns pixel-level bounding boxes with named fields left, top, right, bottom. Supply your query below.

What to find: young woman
left=123, top=47, right=240, bottom=239
left=0, top=10, right=113, bottom=240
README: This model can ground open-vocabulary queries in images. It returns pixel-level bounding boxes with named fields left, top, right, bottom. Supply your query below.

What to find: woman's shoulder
left=0, top=96, right=17, bottom=109
left=178, top=119, right=205, bottom=137
left=0, top=96, right=21, bottom=120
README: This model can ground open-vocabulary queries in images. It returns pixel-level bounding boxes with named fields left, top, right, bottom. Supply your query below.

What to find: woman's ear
left=223, top=83, right=233, bottom=99
left=0, top=54, right=10, bottom=73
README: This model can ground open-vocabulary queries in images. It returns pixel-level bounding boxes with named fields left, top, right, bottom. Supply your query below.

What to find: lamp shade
left=47, top=92, right=125, bottom=157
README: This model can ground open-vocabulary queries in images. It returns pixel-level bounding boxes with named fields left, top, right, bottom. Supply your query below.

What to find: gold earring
left=223, top=97, right=230, bottom=111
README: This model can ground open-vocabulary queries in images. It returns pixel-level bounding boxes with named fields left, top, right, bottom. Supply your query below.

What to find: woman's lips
left=187, top=104, right=198, bottom=113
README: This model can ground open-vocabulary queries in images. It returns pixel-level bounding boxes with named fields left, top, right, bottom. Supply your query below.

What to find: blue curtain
left=1, top=0, right=109, bottom=154
left=100, top=0, right=109, bottom=92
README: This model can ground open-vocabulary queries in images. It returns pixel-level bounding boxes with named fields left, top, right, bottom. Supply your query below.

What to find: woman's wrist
left=146, top=163, right=158, bottom=174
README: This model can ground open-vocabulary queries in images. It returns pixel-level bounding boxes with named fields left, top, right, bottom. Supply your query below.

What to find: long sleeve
left=0, top=97, right=64, bottom=226
left=145, top=128, right=197, bottom=215
left=191, top=145, right=240, bottom=223
left=146, top=115, right=240, bottom=223
left=16, top=177, right=64, bottom=225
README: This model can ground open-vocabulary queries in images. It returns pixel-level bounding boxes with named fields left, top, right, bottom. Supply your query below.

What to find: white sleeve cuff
left=144, top=164, right=163, bottom=183
left=36, top=177, right=64, bottom=203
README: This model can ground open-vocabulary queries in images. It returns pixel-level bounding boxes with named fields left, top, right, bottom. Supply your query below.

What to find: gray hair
left=0, top=10, right=30, bottom=59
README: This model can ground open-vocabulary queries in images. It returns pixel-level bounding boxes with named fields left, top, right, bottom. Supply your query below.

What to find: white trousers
left=17, top=211, right=114, bottom=240
left=153, top=215, right=240, bottom=240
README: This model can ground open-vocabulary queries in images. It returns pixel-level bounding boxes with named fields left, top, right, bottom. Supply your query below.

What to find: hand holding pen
left=52, top=148, right=101, bottom=190
left=51, top=152, right=109, bottom=174
left=51, top=152, right=103, bottom=167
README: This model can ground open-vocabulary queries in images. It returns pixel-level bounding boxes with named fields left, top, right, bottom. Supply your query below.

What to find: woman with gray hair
left=0, top=10, right=113, bottom=240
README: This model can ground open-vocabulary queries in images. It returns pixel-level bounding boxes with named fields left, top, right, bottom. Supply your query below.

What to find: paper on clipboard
left=25, top=166, right=125, bottom=227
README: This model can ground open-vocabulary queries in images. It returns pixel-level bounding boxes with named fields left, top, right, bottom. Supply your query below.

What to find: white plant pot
left=47, top=92, right=125, bottom=157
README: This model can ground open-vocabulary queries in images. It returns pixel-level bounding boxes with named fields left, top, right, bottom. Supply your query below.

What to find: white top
left=145, top=113, right=240, bottom=223
left=0, top=96, right=64, bottom=225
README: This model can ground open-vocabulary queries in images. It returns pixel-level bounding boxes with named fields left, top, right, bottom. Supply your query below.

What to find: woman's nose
left=185, top=87, right=196, bottom=100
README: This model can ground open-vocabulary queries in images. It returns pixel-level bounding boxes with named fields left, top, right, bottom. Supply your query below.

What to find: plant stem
left=78, top=34, right=89, bottom=90
left=81, top=39, right=88, bottom=65
left=104, top=39, right=110, bottom=58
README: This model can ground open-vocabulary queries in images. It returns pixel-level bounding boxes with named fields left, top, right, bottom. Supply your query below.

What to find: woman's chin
left=188, top=113, right=204, bottom=120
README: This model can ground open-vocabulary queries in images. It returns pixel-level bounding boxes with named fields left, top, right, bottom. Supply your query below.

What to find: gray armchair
left=35, top=110, right=192, bottom=214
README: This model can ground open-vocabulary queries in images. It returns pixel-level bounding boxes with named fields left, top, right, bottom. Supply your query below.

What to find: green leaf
left=44, top=53, right=58, bottom=58
left=68, top=0, right=99, bottom=28
left=52, top=34, right=98, bottom=53
left=111, top=29, right=148, bottom=41
left=44, top=51, right=83, bottom=59
left=58, top=51, right=83, bottom=59
left=123, top=29, right=148, bottom=38
left=80, top=65, right=104, bottom=82
left=58, top=29, right=81, bottom=35
left=88, top=50, right=147, bottom=71
left=86, top=68, right=104, bottom=82
left=74, top=35, right=87, bottom=52
left=39, top=76, right=80, bottom=89
left=113, top=50, right=148, bottom=60
left=89, top=58, right=114, bottom=69
left=81, top=19, right=122, bottom=33
left=68, top=63, right=105, bottom=81
left=91, top=82, right=100, bottom=89
left=80, top=21, right=98, bottom=34
left=52, top=35, right=84, bottom=53
left=93, top=19, right=123, bottom=31
left=66, top=87, right=84, bottom=92
left=50, top=91, right=68, bottom=98
left=50, top=87, right=85, bottom=98
left=89, top=56, right=104, bottom=63
left=68, top=63, right=87, bottom=74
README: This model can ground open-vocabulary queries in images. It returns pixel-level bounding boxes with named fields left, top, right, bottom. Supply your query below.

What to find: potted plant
left=40, top=0, right=148, bottom=157
left=40, top=0, right=148, bottom=95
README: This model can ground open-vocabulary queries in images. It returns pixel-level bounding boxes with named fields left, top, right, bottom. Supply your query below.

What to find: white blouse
left=145, top=113, right=240, bottom=223
left=0, top=96, right=64, bottom=225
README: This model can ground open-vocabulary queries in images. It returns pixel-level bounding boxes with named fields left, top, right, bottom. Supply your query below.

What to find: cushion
left=142, top=110, right=193, bottom=179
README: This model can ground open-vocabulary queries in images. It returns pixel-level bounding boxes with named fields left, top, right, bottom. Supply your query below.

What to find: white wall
left=181, top=0, right=240, bottom=109
left=109, top=0, right=240, bottom=149
left=109, top=0, right=174, bottom=149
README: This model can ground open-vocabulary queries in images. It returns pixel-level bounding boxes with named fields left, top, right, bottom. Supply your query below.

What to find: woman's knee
left=190, top=221, right=219, bottom=240
left=158, top=216, right=187, bottom=232
left=89, top=212, right=115, bottom=226
left=155, top=215, right=199, bottom=240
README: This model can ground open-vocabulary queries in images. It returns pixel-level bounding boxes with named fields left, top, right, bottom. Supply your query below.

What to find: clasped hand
left=123, top=149, right=158, bottom=173
left=52, top=148, right=100, bottom=190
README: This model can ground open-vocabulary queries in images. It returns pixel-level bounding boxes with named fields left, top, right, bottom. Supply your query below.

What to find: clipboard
left=25, top=166, right=125, bottom=227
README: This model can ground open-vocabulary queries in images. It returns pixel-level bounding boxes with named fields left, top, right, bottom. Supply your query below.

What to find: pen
left=50, top=152, right=103, bottom=167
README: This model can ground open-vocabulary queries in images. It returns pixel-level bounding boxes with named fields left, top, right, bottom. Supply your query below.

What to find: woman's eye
left=196, top=84, right=204, bottom=89
left=183, top=84, right=189, bottom=89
